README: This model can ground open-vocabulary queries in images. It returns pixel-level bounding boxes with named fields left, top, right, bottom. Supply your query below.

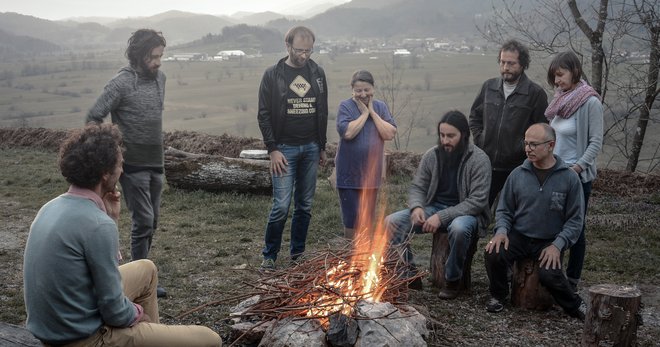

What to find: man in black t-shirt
left=257, top=26, right=328, bottom=269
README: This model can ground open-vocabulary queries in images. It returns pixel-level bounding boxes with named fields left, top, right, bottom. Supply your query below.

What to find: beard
left=139, top=60, right=159, bottom=79
left=501, top=70, right=522, bottom=83
left=438, top=138, right=467, bottom=165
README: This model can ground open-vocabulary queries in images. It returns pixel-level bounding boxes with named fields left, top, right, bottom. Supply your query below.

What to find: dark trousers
left=488, top=169, right=513, bottom=207
left=566, top=180, right=593, bottom=283
left=484, top=230, right=582, bottom=313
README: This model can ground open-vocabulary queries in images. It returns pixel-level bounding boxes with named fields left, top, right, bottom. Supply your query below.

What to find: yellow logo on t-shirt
left=290, top=75, right=311, bottom=98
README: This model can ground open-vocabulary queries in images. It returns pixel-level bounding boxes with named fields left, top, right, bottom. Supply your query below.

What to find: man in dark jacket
left=257, top=26, right=328, bottom=269
left=469, top=39, right=548, bottom=207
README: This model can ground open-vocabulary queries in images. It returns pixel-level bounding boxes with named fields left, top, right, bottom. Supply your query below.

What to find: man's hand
left=422, top=214, right=441, bottom=233
left=319, top=150, right=327, bottom=167
left=269, top=150, right=288, bottom=176
left=139, top=313, right=152, bottom=323
left=410, top=207, right=425, bottom=226
left=539, top=244, right=562, bottom=270
left=103, top=189, right=121, bottom=222
left=485, top=233, right=509, bottom=254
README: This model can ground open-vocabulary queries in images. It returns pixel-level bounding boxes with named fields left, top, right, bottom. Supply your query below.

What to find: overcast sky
left=0, top=0, right=350, bottom=20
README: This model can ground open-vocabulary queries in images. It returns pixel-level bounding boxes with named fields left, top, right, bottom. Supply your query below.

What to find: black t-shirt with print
left=279, top=63, right=318, bottom=146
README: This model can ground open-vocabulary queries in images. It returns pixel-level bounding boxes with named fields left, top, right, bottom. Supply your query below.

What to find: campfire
left=179, top=151, right=429, bottom=346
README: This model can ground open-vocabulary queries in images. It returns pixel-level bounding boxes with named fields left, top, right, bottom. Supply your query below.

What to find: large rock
left=258, top=317, right=328, bottom=347
left=354, top=301, right=427, bottom=347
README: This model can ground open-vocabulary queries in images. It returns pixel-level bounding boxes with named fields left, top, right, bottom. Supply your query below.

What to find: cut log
left=511, top=258, right=554, bottom=310
left=164, top=147, right=272, bottom=194
left=429, top=231, right=479, bottom=291
left=582, top=284, right=642, bottom=347
left=0, top=322, right=41, bottom=346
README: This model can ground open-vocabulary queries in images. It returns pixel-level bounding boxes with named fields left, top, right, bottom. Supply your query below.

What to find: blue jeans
left=119, top=170, right=163, bottom=261
left=386, top=202, right=477, bottom=281
left=566, top=180, right=592, bottom=284
left=262, top=143, right=320, bottom=261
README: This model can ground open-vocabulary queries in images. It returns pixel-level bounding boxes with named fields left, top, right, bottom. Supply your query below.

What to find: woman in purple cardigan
left=545, top=51, right=603, bottom=292
left=335, top=70, right=397, bottom=239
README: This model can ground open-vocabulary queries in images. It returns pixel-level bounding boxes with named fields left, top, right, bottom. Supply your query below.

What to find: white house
left=215, top=50, right=246, bottom=60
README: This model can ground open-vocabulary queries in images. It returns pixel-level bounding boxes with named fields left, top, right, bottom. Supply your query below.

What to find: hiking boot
left=438, top=280, right=460, bottom=300
left=156, top=285, right=167, bottom=298
left=260, top=258, right=275, bottom=270
left=570, top=300, right=587, bottom=321
left=407, top=277, right=423, bottom=290
left=486, top=297, right=504, bottom=313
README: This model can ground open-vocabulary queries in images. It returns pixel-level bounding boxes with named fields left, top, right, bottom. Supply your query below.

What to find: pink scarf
left=545, top=80, right=600, bottom=121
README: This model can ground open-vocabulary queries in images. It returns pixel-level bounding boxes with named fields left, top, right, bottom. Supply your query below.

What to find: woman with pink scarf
left=545, top=51, right=603, bottom=292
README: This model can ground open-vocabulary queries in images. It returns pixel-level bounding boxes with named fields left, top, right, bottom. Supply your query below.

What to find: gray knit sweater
left=408, top=143, right=492, bottom=237
left=86, top=66, right=166, bottom=168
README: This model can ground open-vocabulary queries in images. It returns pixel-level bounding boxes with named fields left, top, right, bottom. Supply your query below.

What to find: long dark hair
left=125, top=29, right=166, bottom=69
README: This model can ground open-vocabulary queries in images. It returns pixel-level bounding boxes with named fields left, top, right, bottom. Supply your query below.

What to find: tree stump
left=430, top=231, right=479, bottom=290
left=164, top=147, right=272, bottom=194
left=582, top=284, right=642, bottom=347
left=511, top=258, right=554, bottom=310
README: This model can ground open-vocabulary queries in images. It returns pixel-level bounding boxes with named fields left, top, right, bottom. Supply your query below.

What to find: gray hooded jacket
left=87, top=66, right=166, bottom=168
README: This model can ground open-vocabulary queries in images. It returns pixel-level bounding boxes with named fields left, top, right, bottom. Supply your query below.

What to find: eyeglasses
left=523, top=140, right=552, bottom=150
left=291, top=47, right=313, bottom=55
left=499, top=60, right=519, bottom=67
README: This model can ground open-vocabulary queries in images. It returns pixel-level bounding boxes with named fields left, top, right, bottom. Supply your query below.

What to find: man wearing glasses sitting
left=483, top=123, right=586, bottom=320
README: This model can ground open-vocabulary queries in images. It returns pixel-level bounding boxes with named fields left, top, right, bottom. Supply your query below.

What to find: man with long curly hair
left=23, top=124, right=222, bottom=347
left=86, top=29, right=168, bottom=297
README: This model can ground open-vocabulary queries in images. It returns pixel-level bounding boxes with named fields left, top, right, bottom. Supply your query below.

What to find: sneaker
left=486, top=297, right=504, bottom=313
left=260, top=258, right=275, bottom=270
left=570, top=301, right=587, bottom=321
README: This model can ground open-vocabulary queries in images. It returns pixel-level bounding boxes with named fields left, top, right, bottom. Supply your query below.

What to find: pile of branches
left=178, top=239, right=424, bottom=323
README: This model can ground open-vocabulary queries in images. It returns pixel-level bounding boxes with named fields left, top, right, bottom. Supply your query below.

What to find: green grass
left=1, top=146, right=659, bottom=345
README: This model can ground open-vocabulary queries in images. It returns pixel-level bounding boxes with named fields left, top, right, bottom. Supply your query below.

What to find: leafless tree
left=377, top=64, right=431, bottom=151
left=478, top=0, right=659, bottom=172
left=623, top=0, right=660, bottom=171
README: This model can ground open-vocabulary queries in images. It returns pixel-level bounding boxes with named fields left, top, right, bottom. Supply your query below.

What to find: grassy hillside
left=0, top=49, right=658, bottom=172
left=1, top=133, right=659, bottom=345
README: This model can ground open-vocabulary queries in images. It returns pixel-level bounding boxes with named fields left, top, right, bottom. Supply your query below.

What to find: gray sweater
left=86, top=66, right=166, bottom=168
left=495, top=156, right=584, bottom=251
left=408, top=143, right=492, bottom=236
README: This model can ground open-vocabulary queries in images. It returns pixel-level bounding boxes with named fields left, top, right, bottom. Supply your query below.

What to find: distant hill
left=230, top=11, right=292, bottom=27
left=0, top=1, right=495, bottom=56
left=175, top=24, right=283, bottom=55
left=266, top=0, right=492, bottom=38
left=105, top=11, right=236, bottom=44
left=0, top=28, right=60, bottom=57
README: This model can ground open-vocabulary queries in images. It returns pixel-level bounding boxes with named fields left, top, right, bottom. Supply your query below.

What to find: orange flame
left=304, top=143, right=391, bottom=320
